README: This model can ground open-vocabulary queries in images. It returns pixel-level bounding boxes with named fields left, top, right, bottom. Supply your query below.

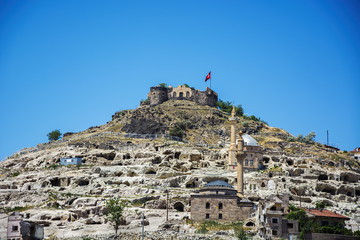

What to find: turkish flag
left=205, top=71, right=211, bottom=82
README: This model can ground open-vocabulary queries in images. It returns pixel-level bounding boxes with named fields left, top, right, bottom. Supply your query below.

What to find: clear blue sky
left=1, top=0, right=359, bottom=160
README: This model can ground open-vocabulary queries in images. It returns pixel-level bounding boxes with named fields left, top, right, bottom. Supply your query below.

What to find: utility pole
left=142, top=212, right=144, bottom=240
left=327, top=130, right=329, bottom=145
left=165, top=189, right=169, bottom=221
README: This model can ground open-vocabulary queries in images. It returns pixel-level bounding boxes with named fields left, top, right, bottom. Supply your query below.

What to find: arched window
left=245, top=160, right=248, bottom=166
left=250, top=160, right=254, bottom=166
left=173, top=92, right=176, bottom=97
left=206, top=202, right=210, bottom=209
left=219, top=203, right=223, bottom=210
left=186, top=91, right=190, bottom=97
left=179, top=92, right=183, bottom=97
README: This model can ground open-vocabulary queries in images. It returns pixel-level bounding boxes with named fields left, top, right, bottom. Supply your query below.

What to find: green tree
left=105, top=198, right=128, bottom=236
left=303, top=131, right=316, bottom=144
left=216, top=99, right=244, bottom=116
left=47, top=129, right=62, bottom=141
left=286, top=205, right=314, bottom=239
left=315, top=201, right=326, bottom=209
left=159, top=83, right=167, bottom=88
left=233, top=225, right=248, bottom=240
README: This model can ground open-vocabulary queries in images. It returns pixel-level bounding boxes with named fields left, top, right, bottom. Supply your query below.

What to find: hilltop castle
left=147, top=85, right=218, bottom=107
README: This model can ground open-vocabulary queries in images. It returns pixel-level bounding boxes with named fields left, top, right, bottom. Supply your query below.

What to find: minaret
left=236, top=131, right=246, bottom=198
left=228, top=105, right=237, bottom=169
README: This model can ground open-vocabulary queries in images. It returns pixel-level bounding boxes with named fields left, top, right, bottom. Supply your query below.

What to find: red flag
left=205, top=71, right=211, bottom=82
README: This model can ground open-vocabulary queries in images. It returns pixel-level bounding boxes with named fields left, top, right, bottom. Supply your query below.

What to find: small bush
left=315, top=201, right=326, bottom=209
left=169, top=126, right=183, bottom=138
left=140, top=99, right=150, bottom=105
left=11, top=171, right=20, bottom=177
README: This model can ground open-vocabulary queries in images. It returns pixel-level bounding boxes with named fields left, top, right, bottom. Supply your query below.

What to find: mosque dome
left=204, top=180, right=233, bottom=188
left=242, top=134, right=259, bottom=146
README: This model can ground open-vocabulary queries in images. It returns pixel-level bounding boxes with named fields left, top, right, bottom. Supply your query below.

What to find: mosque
left=190, top=106, right=258, bottom=222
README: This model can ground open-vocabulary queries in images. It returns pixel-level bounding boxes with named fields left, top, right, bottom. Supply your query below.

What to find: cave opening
left=50, top=178, right=60, bottom=187
left=318, top=175, right=328, bottom=181
left=174, top=202, right=185, bottom=212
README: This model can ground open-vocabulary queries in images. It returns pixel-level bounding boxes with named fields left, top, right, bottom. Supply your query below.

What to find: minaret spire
left=228, top=105, right=237, bottom=169
left=236, top=130, right=246, bottom=198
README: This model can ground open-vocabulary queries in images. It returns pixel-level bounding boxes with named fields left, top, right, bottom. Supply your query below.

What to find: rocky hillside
left=1, top=100, right=359, bottom=239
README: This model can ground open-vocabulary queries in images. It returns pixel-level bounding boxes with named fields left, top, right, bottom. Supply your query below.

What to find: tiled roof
left=304, top=209, right=350, bottom=220
left=350, top=147, right=360, bottom=153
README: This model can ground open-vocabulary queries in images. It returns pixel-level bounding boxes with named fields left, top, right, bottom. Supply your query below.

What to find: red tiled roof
left=350, top=147, right=360, bottom=153
left=304, top=209, right=350, bottom=220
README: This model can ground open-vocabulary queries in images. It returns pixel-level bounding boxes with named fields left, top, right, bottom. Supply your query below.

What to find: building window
left=219, top=214, right=222, bottom=219
left=287, top=223, right=294, bottom=229
left=219, top=203, right=223, bottom=210
left=270, top=206, right=276, bottom=211
left=206, top=213, right=210, bottom=219
left=206, top=202, right=210, bottom=209
left=321, top=221, right=329, bottom=226
left=245, top=160, right=248, bottom=166
left=216, top=191, right=218, bottom=195
left=272, top=218, right=278, bottom=224
left=272, top=230, right=278, bottom=235
left=186, top=91, right=190, bottom=97
left=250, top=160, right=253, bottom=166
left=180, top=92, right=183, bottom=97
left=173, top=92, right=176, bottom=97
left=12, top=225, right=18, bottom=231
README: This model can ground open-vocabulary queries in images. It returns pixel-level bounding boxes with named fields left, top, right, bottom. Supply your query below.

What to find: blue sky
left=1, top=0, right=359, bottom=160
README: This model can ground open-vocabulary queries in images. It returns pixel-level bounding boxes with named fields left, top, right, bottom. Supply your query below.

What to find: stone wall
left=168, top=86, right=196, bottom=101
left=305, top=233, right=360, bottom=240
left=190, top=196, right=254, bottom=222
left=195, top=87, right=218, bottom=107
left=147, top=85, right=218, bottom=107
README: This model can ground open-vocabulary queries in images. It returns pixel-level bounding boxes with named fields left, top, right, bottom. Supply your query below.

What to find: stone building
left=228, top=106, right=263, bottom=171
left=7, top=212, right=21, bottom=240
left=258, top=195, right=299, bottom=239
left=303, top=208, right=350, bottom=227
left=190, top=180, right=255, bottom=222
left=0, top=213, right=8, bottom=240
left=350, top=147, right=360, bottom=161
left=147, top=85, right=218, bottom=107
left=191, top=128, right=256, bottom=222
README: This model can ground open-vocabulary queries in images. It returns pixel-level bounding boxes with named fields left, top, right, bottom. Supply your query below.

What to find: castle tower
left=228, top=105, right=237, bottom=170
left=236, top=131, right=246, bottom=198
left=149, top=86, right=169, bottom=106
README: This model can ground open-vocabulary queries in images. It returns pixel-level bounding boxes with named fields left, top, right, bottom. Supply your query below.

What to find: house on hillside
left=258, top=195, right=299, bottom=239
left=7, top=212, right=21, bottom=240
left=350, top=147, right=360, bottom=160
left=303, top=208, right=350, bottom=227
left=60, top=157, right=82, bottom=166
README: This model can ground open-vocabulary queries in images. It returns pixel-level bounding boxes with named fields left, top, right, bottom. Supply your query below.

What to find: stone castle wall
left=148, top=85, right=218, bottom=107
left=148, top=86, right=169, bottom=106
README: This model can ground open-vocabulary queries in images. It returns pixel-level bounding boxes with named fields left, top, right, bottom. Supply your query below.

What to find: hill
left=0, top=99, right=359, bottom=239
